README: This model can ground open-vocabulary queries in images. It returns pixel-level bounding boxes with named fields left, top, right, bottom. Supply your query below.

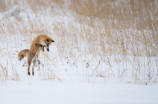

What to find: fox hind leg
left=27, top=54, right=34, bottom=75
left=32, top=57, right=37, bottom=75
left=27, top=59, right=31, bottom=75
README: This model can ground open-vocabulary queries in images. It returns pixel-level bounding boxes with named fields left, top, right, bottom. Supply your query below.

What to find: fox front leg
left=46, top=44, right=50, bottom=52
left=36, top=44, right=44, bottom=52
left=47, top=47, right=49, bottom=52
left=40, top=45, right=45, bottom=52
left=39, top=44, right=44, bottom=52
left=42, top=45, right=44, bottom=52
left=43, top=45, right=49, bottom=52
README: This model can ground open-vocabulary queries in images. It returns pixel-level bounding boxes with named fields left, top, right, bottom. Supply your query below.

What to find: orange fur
left=18, top=35, right=55, bottom=75
left=18, top=49, right=29, bottom=61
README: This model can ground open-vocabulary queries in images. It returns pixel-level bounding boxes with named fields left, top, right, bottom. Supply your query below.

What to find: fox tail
left=18, top=49, right=29, bottom=61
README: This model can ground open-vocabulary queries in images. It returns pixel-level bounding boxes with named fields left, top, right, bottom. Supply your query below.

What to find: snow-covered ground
left=0, top=1, right=158, bottom=104
left=1, top=60, right=158, bottom=104
left=1, top=80, right=158, bottom=104
left=0, top=52, right=158, bottom=104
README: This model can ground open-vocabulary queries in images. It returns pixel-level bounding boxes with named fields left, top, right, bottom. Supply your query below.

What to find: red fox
left=18, top=35, right=55, bottom=75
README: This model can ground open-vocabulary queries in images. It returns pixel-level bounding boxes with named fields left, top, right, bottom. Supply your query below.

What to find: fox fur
left=18, top=35, right=55, bottom=75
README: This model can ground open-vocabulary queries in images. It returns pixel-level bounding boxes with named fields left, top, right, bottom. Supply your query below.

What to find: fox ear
left=52, top=40, right=55, bottom=42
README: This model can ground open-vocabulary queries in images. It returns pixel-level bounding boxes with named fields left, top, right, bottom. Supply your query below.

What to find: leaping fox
left=18, top=35, right=55, bottom=75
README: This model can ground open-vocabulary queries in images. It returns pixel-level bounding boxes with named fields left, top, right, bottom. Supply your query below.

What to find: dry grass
left=0, top=0, right=157, bottom=84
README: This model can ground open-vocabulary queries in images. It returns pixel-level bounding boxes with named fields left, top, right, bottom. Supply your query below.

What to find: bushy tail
left=18, top=49, right=30, bottom=61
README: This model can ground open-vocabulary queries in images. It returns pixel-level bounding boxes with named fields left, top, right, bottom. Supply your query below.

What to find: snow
left=0, top=58, right=158, bottom=104
left=0, top=1, right=158, bottom=104
left=1, top=81, right=158, bottom=104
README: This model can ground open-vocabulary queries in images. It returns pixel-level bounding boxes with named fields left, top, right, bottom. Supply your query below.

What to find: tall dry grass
left=0, top=0, right=157, bottom=84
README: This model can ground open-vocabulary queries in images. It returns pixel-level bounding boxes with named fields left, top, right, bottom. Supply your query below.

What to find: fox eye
left=46, top=39, right=49, bottom=43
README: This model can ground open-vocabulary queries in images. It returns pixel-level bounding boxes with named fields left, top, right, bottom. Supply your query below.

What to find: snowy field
left=1, top=80, right=158, bottom=104
left=0, top=59, right=158, bottom=104
left=0, top=0, right=158, bottom=104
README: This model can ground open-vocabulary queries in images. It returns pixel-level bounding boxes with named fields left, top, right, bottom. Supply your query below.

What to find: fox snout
left=52, top=40, right=55, bottom=42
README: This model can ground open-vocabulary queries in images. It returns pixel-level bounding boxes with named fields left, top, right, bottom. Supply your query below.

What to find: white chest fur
left=32, top=47, right=42, bottom=63
left=36, top=47, right=42, bottom=57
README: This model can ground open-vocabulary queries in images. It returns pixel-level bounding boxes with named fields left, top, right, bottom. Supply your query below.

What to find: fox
left=18, top=35, right=55, bottom=75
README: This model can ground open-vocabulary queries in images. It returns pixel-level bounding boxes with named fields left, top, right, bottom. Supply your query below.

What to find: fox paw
left=28, top=72, right=30, bottom=76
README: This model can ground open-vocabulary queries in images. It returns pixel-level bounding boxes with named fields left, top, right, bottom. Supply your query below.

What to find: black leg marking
left=47, top=48, right=49, bottom=52
left=28, top=72, right=30, bottom=76
left=42, top=46, right=44, bottom=52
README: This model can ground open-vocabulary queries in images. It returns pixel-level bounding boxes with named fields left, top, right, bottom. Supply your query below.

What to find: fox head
left=39, top=35, right=55, bottom=52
